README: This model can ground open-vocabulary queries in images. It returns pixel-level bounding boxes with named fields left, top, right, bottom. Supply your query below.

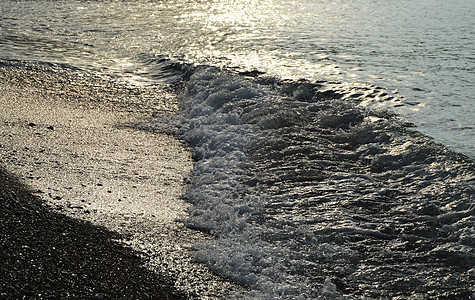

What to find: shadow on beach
left=0, top=167, right=187, bottom=299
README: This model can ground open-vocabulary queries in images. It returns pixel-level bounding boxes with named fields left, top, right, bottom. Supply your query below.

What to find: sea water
left=1, top=0, right=473, bottom=158
left=1, top=0, right=474, bottom=298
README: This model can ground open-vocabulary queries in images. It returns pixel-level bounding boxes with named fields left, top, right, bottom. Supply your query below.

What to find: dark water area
left=144, top=66, right=475, bottom=298
left=1, top=0, right=474, bottom=298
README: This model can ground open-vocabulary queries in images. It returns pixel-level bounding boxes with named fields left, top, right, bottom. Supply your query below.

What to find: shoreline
left=0, top=62, right=241, bottom=298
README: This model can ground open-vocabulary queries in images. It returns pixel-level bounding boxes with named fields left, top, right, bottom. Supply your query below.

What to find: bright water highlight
left=1, top=0, right=473, bottom=157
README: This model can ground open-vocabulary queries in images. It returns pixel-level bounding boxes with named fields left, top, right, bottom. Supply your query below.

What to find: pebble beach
left=0, top=62, right=240, bottom=298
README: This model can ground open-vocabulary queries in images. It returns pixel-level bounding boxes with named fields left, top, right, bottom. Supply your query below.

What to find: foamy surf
left=144, top=65, right=474, bottom=299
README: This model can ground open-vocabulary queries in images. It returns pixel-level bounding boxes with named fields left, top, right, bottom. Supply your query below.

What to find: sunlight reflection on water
left=0, top=0, right=473, bottom=157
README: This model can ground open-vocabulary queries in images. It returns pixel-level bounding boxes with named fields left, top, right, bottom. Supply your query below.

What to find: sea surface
left=1, top=0, right=474, bottom=298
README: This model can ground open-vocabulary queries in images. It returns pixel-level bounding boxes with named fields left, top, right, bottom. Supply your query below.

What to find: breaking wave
left=141, top=61, right=475, bottom=299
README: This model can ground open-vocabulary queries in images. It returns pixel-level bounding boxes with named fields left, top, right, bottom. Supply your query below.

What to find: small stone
left=46, top=125, right=54, bottom=130
left=28, top=122, right=37, bottom=127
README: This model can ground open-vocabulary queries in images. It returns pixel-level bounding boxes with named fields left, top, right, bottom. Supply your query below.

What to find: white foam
left=145, top=68, right=348, bottom=298
left=145, top=66, right=475, bottom=299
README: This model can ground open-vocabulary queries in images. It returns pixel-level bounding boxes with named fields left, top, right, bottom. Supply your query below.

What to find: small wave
left=144, top=61, right=475, bottom=299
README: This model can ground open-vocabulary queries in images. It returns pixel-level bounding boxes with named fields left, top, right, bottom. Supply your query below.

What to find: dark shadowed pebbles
left=0, top=167, right=186, bottom=299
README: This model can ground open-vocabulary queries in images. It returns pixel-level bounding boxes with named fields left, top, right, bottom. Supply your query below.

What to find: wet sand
left=0, top=62, right=240, bottom=298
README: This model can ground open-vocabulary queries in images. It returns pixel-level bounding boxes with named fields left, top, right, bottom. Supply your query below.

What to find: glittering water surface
left=1, top=0, right=473, bottom=157
left=1, top=0, right=474, bottom=298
